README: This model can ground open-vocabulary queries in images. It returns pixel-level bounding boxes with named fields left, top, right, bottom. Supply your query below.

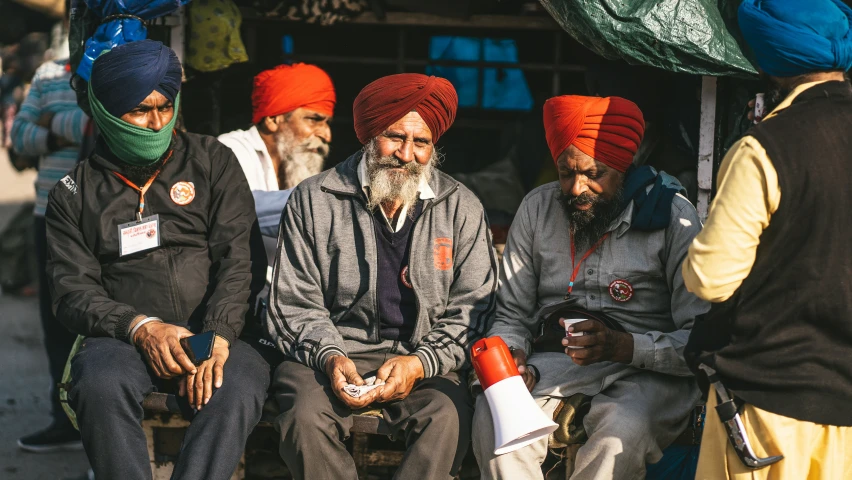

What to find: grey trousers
left=472, top=373, right=696, bottom=480
left=273, top=352, right=473, bottom=480
left=69, top=337, right=270, bottom=480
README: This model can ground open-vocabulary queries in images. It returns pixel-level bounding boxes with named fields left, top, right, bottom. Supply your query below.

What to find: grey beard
left=363, top=138, right=440, bottom=214
left=275, top=129, right=329, bottom=190
left=559, top=188, right=624, bottom=249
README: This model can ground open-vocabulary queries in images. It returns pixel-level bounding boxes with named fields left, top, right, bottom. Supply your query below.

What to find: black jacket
left=45, top=131, right=267, bottom=345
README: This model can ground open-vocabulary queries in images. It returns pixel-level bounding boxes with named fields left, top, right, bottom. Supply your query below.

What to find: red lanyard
left=112, top=151, right=173, bottom=221
left=566, top=231, right=610, bottom=297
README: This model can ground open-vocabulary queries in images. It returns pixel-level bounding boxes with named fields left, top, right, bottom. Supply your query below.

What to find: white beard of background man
left=218, top=63, right=335, bottom=192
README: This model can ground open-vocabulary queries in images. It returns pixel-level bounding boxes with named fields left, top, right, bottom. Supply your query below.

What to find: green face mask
left=88, top=82, right=180, bottom=166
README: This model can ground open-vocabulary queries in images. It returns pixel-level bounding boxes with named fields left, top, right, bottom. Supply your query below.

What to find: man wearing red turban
left=219, top=63, right=335, bottom=192
left=266, top=73, right=496, bottom=480
left=472, top=95, right=709, bottom=479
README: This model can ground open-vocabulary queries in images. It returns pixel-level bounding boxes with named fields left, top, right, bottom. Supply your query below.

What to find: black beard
left=760, top=72, right=793, bottom=115
left=559, top=189, right=624, bottom=249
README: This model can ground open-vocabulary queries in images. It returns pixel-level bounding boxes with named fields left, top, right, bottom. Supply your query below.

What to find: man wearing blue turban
left=44, top=40, right=270, bottom=479
left=682, top=1, right=852, bottom=478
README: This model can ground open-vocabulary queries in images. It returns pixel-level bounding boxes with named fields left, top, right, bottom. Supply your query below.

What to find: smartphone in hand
left=180, top=331, right=216, bottom=365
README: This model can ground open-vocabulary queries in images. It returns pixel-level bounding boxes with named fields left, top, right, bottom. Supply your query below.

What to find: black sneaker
left=17, top=422, right=83, bottom=453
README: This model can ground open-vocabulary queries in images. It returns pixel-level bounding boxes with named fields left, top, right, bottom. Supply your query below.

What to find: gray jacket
left=490, top=181, right=710, bottom=397
left=266, top=153, right=498, bottom=378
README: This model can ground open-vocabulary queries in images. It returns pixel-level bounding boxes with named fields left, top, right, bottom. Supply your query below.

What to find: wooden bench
left=139, top=392, right=702, bottom=480
left=141, top=392, right=407, bottom=480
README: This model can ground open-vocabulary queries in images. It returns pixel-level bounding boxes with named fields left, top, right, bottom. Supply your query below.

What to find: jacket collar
left=321, top=151, right=460, bottom=202
left=247, top=125, right=269, bottom=154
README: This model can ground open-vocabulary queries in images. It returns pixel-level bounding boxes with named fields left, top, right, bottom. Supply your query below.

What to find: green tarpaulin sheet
left=540, top=0, right=757, bottom=77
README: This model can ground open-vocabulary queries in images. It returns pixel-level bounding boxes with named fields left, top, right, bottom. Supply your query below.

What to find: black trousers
left=273, top=352, right=473, bottom=480
left=68, top=337, right=270, bottom=480
left=34, top=215, right=78, bottom=426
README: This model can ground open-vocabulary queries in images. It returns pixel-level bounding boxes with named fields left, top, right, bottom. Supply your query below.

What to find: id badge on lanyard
left=113, top=151, right=173, bottom=257
left=118, top=214, right=161, bottom=256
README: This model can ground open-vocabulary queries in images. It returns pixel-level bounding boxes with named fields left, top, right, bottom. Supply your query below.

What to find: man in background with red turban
left=219, top=63, right=335, bottom=316
left=219, top=63, right=334, bottom=192
left=472, top=95, right=709, bottom=479
left=266, top=73, right=497, bottom=479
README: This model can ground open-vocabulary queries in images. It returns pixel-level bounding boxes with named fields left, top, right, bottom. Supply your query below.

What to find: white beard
left=363, top=138, right=440, bottom=215
left=275, top=129, right=329, bottom=190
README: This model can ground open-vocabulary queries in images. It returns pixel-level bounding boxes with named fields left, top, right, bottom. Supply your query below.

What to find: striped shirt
left=11, top=59, right=87, bottom=216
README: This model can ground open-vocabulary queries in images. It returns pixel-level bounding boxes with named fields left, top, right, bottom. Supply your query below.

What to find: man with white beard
left=266, top=73, right=497, bottom=480
left=219, top=63, right=335, bottom=300
left=218, top=63, right=335, bottom=192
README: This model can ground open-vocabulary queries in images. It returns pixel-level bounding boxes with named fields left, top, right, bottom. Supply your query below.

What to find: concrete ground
left=0, top=148, right=91, bottom=479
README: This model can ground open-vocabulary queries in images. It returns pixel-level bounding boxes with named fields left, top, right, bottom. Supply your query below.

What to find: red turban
left=251, top=63, right=336, bottom=124
left=352, top=73, right=458, bottom=144
left=543, top=95, right=645, bottom=173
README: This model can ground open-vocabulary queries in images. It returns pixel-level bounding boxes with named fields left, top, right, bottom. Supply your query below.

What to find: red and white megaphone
left=471, top=336, right=557, bottom=455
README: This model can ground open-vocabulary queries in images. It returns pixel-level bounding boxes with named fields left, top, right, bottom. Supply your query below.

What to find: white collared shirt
left=357, top=154, right=435, bottom=232
left=218, top=126, right=279, bottom=191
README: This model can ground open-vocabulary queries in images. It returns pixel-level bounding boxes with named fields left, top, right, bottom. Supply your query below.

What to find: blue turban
left=739, top=0, right=852, bottom=77
left=90, top=39, right=182, bottom=117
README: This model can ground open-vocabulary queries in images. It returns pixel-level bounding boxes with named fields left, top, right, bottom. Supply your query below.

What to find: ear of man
left=261, top=115, right=282, bottom=134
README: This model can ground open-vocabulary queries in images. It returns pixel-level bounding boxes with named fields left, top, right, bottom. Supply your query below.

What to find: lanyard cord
left=111, top=150, right=174, bottom=221
left=566, top=231, right=610, bottom=297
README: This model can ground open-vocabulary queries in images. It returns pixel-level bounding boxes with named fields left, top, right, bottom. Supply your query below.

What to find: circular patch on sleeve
left=170, top=181, right=196, bottom=205
left=400, top=265, right=413, bottom=289
left=608, top=279, right=634, bottom=302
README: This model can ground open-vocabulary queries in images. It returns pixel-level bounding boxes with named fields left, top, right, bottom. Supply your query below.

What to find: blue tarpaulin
left=77, top=0, right=190, bottom=81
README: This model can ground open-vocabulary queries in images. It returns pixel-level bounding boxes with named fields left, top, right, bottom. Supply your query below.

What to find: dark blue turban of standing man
left=90, top=39, right=182, bottom=117
left=739, top=0, right=852, bottom=77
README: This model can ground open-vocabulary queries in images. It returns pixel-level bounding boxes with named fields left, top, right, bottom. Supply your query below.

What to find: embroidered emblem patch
left=400, top=265, right=413, bottom=289
left=609, top=279, right=634, bottom=302
left=170, top=181, right=195, bottom=205
left=433, top=237, right=453, bottom=271
left=60, top=175, right=78, bottom=195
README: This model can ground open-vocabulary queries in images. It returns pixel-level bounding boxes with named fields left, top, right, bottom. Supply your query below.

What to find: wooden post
left=697, top=76, right=717, bottom=222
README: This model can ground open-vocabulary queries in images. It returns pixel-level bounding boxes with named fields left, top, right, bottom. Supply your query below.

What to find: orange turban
left=352, top=73, right=458, bottom=144
left=543, top=95, right=645, bottom=173
left=251, top=63, right=336, bottom=124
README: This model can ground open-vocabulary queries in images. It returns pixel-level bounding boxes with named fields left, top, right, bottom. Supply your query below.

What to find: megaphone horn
left=471, top=336, right=558, bottom=455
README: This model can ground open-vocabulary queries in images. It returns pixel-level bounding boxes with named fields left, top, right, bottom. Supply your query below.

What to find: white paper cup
left=753, top=93, right=766, bottom=124
left=563, top=318, right=586, bottom=349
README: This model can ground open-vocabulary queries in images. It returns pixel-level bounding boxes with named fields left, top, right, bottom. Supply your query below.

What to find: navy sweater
left=372, top=201, right=423, bottom=341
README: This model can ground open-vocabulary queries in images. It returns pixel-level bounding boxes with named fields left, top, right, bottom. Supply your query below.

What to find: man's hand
left=374, top=355, right=425, bottom=403
left=180, top=335, right=229, bottom=410
left=560, top=319, right=634, bottom=366
left=747, top=97, right=764, bottom=124
left=511, top=348, right=537, bottom=392
left=326, top=355, right=379, bottom=410
left=132, top=320, right=196, bottom=379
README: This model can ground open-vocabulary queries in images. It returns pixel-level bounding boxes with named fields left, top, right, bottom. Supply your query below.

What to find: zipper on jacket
left=405, top=184, right=459, bottom=345
left=165, top=249, right=183, bottom=322
left=321, top=183, right=460, bottom=346
left=322, top=186, right=383, bottom=343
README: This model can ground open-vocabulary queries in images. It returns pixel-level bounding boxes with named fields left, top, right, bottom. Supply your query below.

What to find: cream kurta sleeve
left=682, top=136, right=781, bottom=302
